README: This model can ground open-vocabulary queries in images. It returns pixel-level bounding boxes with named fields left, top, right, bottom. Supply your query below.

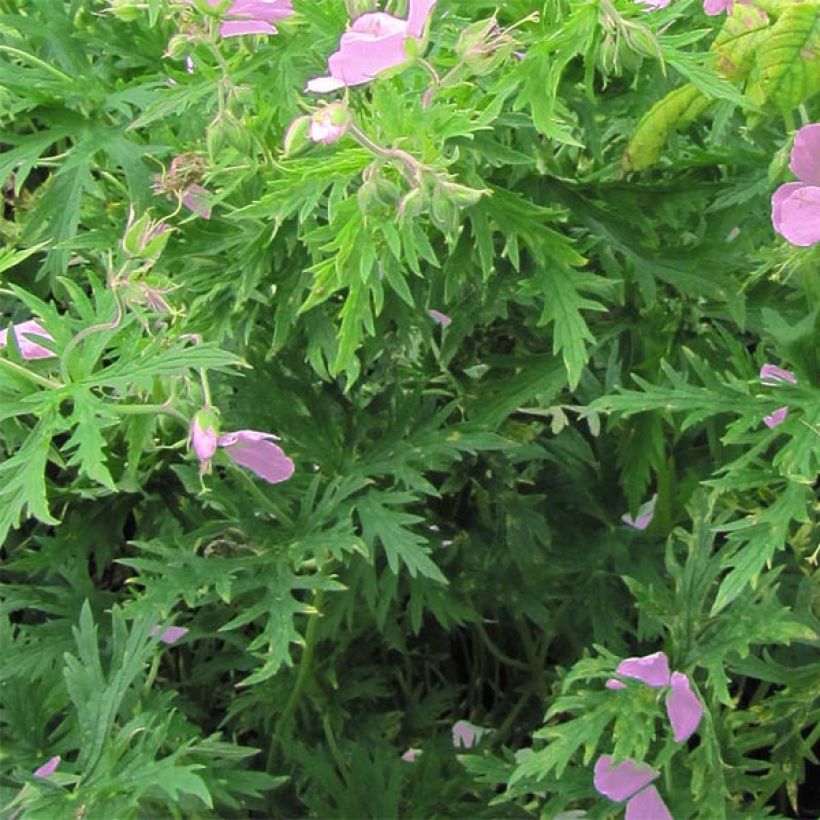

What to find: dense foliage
left=1, top=0, right=818, bottom=817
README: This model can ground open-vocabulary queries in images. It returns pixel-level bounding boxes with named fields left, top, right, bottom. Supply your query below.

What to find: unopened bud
left=308, top=103, right=350, bottom=145
left=283, top=115, right=311, bottom=156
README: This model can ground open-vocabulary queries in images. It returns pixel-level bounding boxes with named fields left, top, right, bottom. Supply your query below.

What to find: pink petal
left=227, top=0, right=292, bottom=21
left=635, top=0, right=672, bottom=9
left=771, top=182, right=804, bottom=235
left=789, top=123, right=820, bottom=185
left=0, top=319, right=57, bottom=360
left=451, top=720, right=486, bottom=749
left=33, top=755, right=61, bottom=778
left=428, top=309, right=452, bottom=327
left=703, top=0, right=733, bottom=14
left=218, top=430, right=295, bottom=484
left=622, top=495, right=656, bottom=531
left=406, top=0, right=437, bottom=37
left=774, top=185, right=820, bottom=247
left=613, top=651, right=671, bottom=688
left=159, top=626, right=189, bottom=644
left=763, top=406, right=789, bottom=428
left=181, top=184, right=212, bottom=219
left=759, top=364, right=797, bottom=385
left=625, top=785, right=673, bottom=820
left=593, top=755, right=659, bottom=802
left=606, top=679, right=627, bottom=690
left=220, top=19, right=276, bottom=36
left=401, top=748, right=418, bottom=762
left=666, top=672, right=704, bottom=742
left=306, top=76, right=347, bottom=93
left=327, top=29, right=409, bottom=86
left=190, top=418, right=218, bottom=462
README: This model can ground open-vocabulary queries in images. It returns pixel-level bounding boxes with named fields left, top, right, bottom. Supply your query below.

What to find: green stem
left=0, top=358, right=63, bottom=390
left=60, top=296, right=124, bottom=383
left=347, top=122, right=424, bottom=186
left=474, top=619, right=530, bottom=671
left=266, top=590, right=325, bottom=770
left=107, top=402, right=186, bottom=421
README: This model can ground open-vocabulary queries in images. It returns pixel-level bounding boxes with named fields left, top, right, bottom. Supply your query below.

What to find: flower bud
left=283, top=115, right=311, bottom=156
left=122, top=209, right=171, bottom=258
left=190, top=409, right=220, bottom=465
left=308, top=103, right=351, bottom=145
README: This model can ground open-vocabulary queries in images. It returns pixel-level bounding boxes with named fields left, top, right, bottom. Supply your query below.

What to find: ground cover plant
left=1, top=0, right=818, bottom=817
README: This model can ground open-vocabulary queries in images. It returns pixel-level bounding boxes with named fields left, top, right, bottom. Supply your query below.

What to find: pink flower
left=704, top=0, right=733, bottom=13
left=307, top=0, right=438, bottom=92
left=759, top=363, right=797, bottom=429
left=451, top=720, right=488, bottom=749
left=205, top=0, right=293, bottom=37
left=218, top=430, right=295, bottom=484
left=0, top=319, right=57, bottom=360
left=401, top=748, right=420, bottom=762
left=33, top=755, right=61, bottom=779
left=308, top=103, right=350, bottom=145
left=605, top=651, right=703, bottom=742
left=181, top=183, right=212, bottom=219
left=772, top=124, right=820, bottom=247
left=190, top=413, right=219, bottom=462
left=150, top=625, right=189, bottom=644
left=621, top=494, right=656, bottom=531
left=594, top=757, right=673, bottom=819
left=427, top=309, right=452, bottom=327
left=190, top=412, right=295, bottom=484
left=635, top=0, right=671, bottom=10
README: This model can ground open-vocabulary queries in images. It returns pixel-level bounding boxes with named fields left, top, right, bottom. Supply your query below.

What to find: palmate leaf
left=356, top=491, right=446, bottom=583
left=0, top=410, right=59, bottom=544
left=710, top=482, right=812, bottom=615
left=745, top=4, right=820, bottom=111
left=64, top=390, right=117, bottom=491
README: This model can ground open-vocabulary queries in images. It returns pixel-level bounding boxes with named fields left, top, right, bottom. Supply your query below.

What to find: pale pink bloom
left=205, top=0, right=292, bottom=37
left=427, top=309, right=452, bottom=327
left=760, top=364, right=797, bottom=386
left=594, top=756, right=673, bottom=819
left=190, top=416, right=218, bottom=462
left=666, top=672, right=704, bottom=743
left=606, top=650, right=670, bottom=690
left=593, top=756, right=658, bottom=802
left=307, top=0, right=437, bottom=92
left=401, top=748, right=420, bottom=762
left=625, top=785, right=673, bottom=820
left=451, top=719, right=487, bottom=749
left=217, top=430, right=295, bottom=484
left=308, top=103, right=350, bottom=145
left=33, top=755, right=61, bottom=779
left=0, top=319, right=57, bottom=360
left=605, top=651, right=704, bottom=742
left=704, top=0, right=732, bottom=12
left=621, top=494, right=656, bottom=530
left=772, top=123, right=820, bottom=247
left=181, top=183, right=212, bottom=219
left=763, top=406, right=789, bottom=429
left=150, top=625, right=189, bottom=644
left=759, top=363, right=797, bottom=428
left=635, top=0, right=671, bottom=10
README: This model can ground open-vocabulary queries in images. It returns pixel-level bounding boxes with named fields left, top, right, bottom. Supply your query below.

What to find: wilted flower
left=0, top=319, right=57, bottom=360
left=621, top=494, right=656, bottom=530
left=150, top=625, right=189, bottom=644
left=33, top=755, right=61, bottom=779
left=190, top=410, right=219, bottom=464
left=771, top=124, right=820, bottom=246
left=593, top=756, right=673, bottom=820
left=759, top=363, right=796, bottom=429
left=427, top=309, right=452, bottom=327
left=307, top=0, right=438, bottom=92
left=308, top=102, right=351, bottom=145
left=153, top=155, right=212, bottom=219
left=605, top=650, right=704, bottom=743
left=452, top=720, right=488, bottom=749
left=203, top=0, right=292, bottom=37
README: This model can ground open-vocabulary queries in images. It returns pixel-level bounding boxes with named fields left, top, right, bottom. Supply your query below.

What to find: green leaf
left=64, top=390, right=117, bottom=490
left=357, top=491, right=447, bottom=583
left=745, top=5, right=820, bottom=111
